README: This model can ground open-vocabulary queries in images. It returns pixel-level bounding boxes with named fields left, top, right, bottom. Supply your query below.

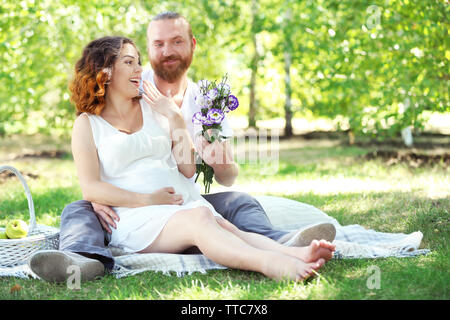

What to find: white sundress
left=84, top=99, right=222, bottom=253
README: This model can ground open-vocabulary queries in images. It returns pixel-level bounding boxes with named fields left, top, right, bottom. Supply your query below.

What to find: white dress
left=85, top=99, right=222, bottom=253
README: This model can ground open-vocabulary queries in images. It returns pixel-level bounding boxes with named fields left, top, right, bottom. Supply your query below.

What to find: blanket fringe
left=0, top=265, right=39, bottom=279
left=110, top=263, right=226, bottom=279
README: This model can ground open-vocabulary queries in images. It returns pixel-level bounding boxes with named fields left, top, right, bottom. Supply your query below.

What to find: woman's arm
left=71, top=114, right=183, bottom=207
left=167, top=113, right=196, bottom=178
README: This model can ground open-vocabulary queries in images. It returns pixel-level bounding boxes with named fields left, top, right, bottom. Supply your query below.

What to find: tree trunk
left=282, top=5, right=293, bottom=137
left=283, top=49, right=293, bottom=137
left=248, top=0, right=258, bottom=128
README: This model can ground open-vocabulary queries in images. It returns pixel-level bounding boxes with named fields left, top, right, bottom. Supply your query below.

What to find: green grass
left=0, top=135, right=448, bottom=300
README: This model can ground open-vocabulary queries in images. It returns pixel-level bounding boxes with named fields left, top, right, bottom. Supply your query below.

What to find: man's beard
left=151, top=49, right=193, bottom=83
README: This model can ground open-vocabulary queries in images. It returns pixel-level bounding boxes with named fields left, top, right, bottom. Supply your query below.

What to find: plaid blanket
left=110, top=195, right=430, bottom=278
left=0, top=195, right=430, bottom=279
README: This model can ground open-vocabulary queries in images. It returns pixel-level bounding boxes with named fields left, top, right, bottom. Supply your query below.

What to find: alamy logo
left=67, top=265, right=81, bottom=290
left=366, top=265, right=381, bottom=290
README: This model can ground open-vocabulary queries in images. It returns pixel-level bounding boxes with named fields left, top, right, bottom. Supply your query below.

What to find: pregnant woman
left=69, top=36, right=335, bottom=281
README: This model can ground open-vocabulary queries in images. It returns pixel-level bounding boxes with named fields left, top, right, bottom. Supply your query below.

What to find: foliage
left=0, top=0, right=448, bottom=137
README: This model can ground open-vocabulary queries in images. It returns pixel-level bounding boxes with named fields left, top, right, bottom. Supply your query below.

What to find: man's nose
left=162, top=43, right=175, bottom=56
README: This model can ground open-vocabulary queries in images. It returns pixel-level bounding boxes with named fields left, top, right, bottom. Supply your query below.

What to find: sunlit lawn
left=0, top=134, right=448, bottom=299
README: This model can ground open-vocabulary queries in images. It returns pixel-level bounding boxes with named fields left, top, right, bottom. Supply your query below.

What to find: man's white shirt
left=141, top=68, right=234, bottom=189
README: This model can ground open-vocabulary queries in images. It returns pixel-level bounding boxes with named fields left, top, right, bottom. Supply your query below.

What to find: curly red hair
left=69, top=36, right=141, bottom=115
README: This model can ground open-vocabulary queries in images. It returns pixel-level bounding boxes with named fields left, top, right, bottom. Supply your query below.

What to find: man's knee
left=60, top=200, right=103, bottom=238
left=61, top=200, right=93, bottom=219
left=225, top=191, right=260, bottom=208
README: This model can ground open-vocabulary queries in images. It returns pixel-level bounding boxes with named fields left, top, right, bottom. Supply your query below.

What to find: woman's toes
left=325, top=250, right=333, bottom=260
left=315, top=258, right=325, bottom=269
left=311, top=239, right=320, bottom=249
left=319, top=239, right=332, bottom=248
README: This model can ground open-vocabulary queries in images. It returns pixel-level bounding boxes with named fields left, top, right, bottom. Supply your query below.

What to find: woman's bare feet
left=287, top=239, right=336, bottom=263
left=262, top=252, right=326, bottom=282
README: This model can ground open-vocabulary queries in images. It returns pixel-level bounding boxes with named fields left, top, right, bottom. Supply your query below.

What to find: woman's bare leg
left=215, top=218, right=336, bottom=263
left=139, top=207, right=325, bottom=281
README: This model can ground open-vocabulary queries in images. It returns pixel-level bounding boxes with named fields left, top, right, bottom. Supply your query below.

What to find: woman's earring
left=102, top=67, right=112, bottom=84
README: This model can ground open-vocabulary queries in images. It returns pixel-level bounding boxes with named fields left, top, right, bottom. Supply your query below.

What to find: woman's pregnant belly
left=102, top=159, right=193, bottom=204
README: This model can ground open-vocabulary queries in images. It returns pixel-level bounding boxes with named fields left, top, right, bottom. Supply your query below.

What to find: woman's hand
left=142, top=80, right=196, bottom=178
left=149, top=187, right=184, bottom=205
left=142, top=80, right=182, bottom=120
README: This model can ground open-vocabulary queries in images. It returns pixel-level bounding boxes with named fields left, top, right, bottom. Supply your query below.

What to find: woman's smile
left=130, top=77, right=141, bottom=88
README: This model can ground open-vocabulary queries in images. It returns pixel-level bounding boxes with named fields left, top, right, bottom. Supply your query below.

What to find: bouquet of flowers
left=192, top=74, right=239, bottom=193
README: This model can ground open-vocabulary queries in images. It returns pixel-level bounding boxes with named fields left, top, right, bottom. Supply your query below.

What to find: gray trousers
left=59, top=191, right=288, bottom=270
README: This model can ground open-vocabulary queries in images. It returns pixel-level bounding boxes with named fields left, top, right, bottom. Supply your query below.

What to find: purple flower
left=207, top=108, right=225, bottom=124
left=192, top=112, right=203, bottom=124
left=219, top=99, right=230, bottom=112
left=207, top=88, right=219, bottom=100
left=227, top=95, right=239, bottom=111
left=195, top=94, right=212, bottom=108
left=201, top=117, right=214, bottom=126
left=217, top=83, right=231, bottom=95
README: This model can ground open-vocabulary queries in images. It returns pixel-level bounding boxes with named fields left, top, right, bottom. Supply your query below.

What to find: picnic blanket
left=110, top=195, right=430, bottom=278
left=0, top=195, right=430, bottom=279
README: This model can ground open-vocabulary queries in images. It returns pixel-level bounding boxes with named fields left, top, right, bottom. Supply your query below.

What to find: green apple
left=0, top=230, right=8, bottom=239
left=5, top=219, right=28, bottom=239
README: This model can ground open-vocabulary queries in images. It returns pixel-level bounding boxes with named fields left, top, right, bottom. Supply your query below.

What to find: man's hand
left=91, top=202, right=120, bottom=234
left=194, top=135, right=233, bottom=167
left=194, top=134, right=238, bottom=186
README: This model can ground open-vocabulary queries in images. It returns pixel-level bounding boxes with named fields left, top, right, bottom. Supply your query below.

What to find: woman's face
left=108, top=43, right=143, bottom=99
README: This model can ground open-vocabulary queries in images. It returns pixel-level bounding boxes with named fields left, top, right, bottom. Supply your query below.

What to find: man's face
left=147, top=18, right=195, bottom=83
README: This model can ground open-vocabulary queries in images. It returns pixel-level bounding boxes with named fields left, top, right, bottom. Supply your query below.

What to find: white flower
left=197, top=79, right=210, bottom=90
left=195, top=94, right=212, bottom=108
left=217, top=83, right=231, bottom=95
left=207, top=88, right=219, bottom=100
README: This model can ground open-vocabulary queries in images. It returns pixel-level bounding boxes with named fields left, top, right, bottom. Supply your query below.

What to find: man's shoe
left=28, top=250, right=105, bottom=283
left=278, top=222, right=336, bottom=247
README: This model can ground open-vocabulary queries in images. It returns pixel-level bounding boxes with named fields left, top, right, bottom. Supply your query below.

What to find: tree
left=1, top=0, right=448, bottom=139
left=248, top=0, right=261, bottom=128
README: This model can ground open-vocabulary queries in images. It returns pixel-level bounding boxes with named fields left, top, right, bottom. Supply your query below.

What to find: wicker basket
left=0, top=165, right=59, bottom=267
